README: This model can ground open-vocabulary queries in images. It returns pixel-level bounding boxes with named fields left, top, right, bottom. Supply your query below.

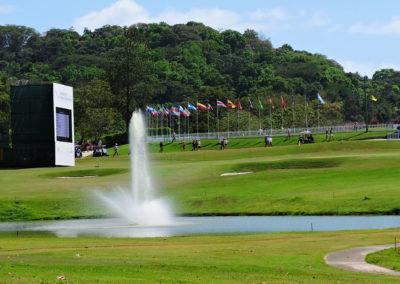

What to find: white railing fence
left=147, top=124, right=398, bottom=142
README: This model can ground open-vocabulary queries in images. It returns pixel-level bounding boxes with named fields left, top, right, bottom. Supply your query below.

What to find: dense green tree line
left=0, top=22, right=399, bottom=138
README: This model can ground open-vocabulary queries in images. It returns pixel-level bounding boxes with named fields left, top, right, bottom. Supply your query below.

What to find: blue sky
left=1, top=0, right=399, bottom=77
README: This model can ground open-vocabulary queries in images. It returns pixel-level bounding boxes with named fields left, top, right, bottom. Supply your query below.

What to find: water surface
left=0, top=216, right=399, bottom=238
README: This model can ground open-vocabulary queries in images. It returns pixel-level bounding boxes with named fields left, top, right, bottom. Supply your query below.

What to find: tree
left=74, top=79, right=124, bottom=139
left=107, top=28, right=155, bottom=128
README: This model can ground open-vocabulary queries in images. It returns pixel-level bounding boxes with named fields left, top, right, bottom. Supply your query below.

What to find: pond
left=1, top=216, right=399, bottom=238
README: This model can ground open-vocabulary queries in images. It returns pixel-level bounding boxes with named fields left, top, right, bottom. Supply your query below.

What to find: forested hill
left=0, top=22, right=399, bottom=138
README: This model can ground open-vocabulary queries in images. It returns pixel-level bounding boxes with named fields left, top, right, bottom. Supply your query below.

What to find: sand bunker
left=221, top=172, right=253, bottom=176
left=57, top=175, right=97, bottom=179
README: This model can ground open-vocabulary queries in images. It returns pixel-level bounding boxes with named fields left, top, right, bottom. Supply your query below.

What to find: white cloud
left=349, top=17, right=400, bottom=35
left=339, top=60, right=400, bottom=77
left=73, top=0, right=290, bottom=34
left=73, top=0, right=151, bottom=33
left=305, top=11, right=330, bottom=27
left=0, top=5, right=16, bottom=13
left=248, top=8, right=287, bottom=21
left=155, top=7, right=240, bottom=29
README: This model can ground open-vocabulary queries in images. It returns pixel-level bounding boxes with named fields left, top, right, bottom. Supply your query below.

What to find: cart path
left=325, top=244, right=400, bottom=275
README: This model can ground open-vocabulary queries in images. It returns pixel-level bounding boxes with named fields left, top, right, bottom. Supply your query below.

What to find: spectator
left=265, top=135, right=269, bottom=147
left=159, top=141, right=164, bottom=153
left=330, top=128, right=334, bottom=140
left=197, top=139, right=201, bottom=150
left=113, top=143, right=119, bottom=157
left=98, top=139, right=102, bottom=146
left=220, top=137, right=224, bottom=150
left=172, top=131, right=176, bottom=142
left=192, top=139, right=197, bottom=151
left=224, top=138, right=228, bottom=149
left=287, top=128, right=291, bottom=139
left=182, top=141, right=186, bottom=151
left=325, top=129, right=329, bottom=140
left=268, top=136, right=272, bottom=146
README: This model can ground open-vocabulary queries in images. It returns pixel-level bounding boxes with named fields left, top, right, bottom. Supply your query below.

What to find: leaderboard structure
left=3, top=83, right=74, bottom=167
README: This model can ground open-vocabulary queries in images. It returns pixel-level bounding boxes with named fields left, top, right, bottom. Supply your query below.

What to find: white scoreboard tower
left=53, top=83, right=75, bottom=166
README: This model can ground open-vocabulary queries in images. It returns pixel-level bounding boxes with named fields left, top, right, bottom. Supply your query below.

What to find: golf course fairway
left=0, top=229, right=400, bottom=283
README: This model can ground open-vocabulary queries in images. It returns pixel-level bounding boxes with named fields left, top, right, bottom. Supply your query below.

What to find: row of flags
left=145, top=93, right=378, bottom=117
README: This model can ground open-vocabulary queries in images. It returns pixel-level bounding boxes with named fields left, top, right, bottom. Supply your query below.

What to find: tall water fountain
left=99, top=111, right=174, bottom=225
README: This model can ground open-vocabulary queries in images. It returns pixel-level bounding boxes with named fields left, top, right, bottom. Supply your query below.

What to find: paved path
left=325, top=244, right=400, bottom=276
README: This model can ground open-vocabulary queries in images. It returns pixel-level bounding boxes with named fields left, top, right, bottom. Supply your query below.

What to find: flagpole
left=217, top=101, right=219, bottom=138
left=281, top=104, right=284, bottom=130
left=207, top=107, right=210, bottom=139
left=258, top=97, right=261, bottom=130
left=305, top=94, right=308, bottom=130
left=317, top=101, right=320, bottom=129
left=227, top=106, right=230, bottom=138
left=270, top=99, right=272, bottom=135
left=237, top=99, right=239, bottom=133
left=188, top=116, right=190, bottom=140
left=248, top=105, right=251, bottom=136
left=196, top=100, right=199, bottom=139
left=292, top=95, right=295, bottom=130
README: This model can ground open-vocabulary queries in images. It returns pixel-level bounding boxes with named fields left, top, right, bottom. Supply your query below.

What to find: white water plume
left=98, top=111, right=174, bottom=226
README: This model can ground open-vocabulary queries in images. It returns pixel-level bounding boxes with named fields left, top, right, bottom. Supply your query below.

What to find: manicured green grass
left=0, top=131, right=399, bottom=221
left=366, top=247, right=400, bottom=272
left=146, top=130, right=391, bottom=153
left=0, top=229, right=400, bottom=283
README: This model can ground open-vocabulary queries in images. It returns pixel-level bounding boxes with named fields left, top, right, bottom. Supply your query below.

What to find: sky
left=1, top=0, right=400, bottom=77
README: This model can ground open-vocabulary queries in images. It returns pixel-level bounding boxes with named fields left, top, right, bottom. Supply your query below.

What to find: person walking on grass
left=159, top=141, right=163, bottom=153
left=113, top=143, right=119, bottom=157
left=330, top=128, right=334, bottom=140
left=325, top=129, right=329, bottom=140
left=182, top=141, right=186, bottom=151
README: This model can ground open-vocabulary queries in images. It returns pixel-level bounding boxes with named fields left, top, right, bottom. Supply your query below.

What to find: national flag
left=146, top=106, right=154, bottom=114
left=179, top=105, right=189, bottom=117
left=371, top=95, right=378, bottom=102
left=152, top=107, right=158, bottom=116
left=184, top=108, right=191, bottom=117
left=162, top=105, right=169, bottom=115
left=158, top=107, right=163, bottom=117
left=178, top=104, right=185, bottom=115
left=258, top=99, right=263, bottom=110
left=197, top=102, right=207, bottom=110
left=217, top=100, right=226, bottom=107
left=317, top=93, right=325, bottom=105
left=269, top=97, right=275, bottom=109
left=238, top=101, right=242, bottom=110
left=227, top=99, right=236, bottom=108
left=249, top=100, right=253, bottom=109
left=188, top=102, right=197, bottom=111
left=171, top=106, right=180, bottom=116
left=207, top=103, right=214, bottom=110
left=281, top=96, right=286, bottom=109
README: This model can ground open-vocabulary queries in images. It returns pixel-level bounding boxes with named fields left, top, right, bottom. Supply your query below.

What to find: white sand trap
left=221, top=172, right=253, bottom=176
left=58, top=175, right=97, bottom=179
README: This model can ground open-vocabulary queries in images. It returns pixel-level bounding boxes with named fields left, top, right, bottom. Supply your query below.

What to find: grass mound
left=39, top=168, right=128, bottom=178
left=366, top=248, right=400, bottom=271
left=230, top=157, right=345, bottom=172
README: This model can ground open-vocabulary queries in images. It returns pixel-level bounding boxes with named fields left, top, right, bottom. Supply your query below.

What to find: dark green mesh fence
left=8, top=85, right=55, bottom=167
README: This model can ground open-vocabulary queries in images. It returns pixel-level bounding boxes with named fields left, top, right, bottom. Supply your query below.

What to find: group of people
left=219, top=137, right=228, bottom=150
left=74, top=137, right=120, bottom=158
left=191, top=139, right=201, bottom=151
left=325, top=128, right=334, bottom=140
